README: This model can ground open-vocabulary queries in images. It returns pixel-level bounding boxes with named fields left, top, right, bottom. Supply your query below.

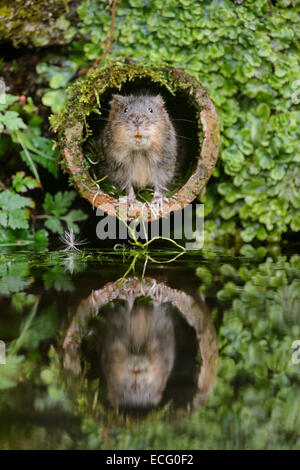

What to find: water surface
left=0, top=248, right=299, bottom=449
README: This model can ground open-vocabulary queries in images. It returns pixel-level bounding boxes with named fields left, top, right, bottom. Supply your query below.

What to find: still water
left=0, top=247, right=299, bottom=449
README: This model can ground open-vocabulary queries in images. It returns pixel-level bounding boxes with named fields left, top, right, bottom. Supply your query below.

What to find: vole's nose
left=133, top=115, right=142, bottom=128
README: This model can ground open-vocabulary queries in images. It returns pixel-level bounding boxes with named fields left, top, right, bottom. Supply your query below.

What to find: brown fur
left=101, top=300, right=175, bottom=408
left=99, top=92, right=177, bottom=198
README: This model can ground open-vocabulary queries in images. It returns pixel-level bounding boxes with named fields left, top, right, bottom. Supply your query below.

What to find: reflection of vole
left=101, top=301, right=175, bottom=408
left=99, top=93, right=177, bottom=201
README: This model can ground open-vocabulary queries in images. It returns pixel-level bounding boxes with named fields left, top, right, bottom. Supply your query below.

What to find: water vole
left=101, top=300, right=175, bottom=408
left=99, top=92, right=177, bottom=202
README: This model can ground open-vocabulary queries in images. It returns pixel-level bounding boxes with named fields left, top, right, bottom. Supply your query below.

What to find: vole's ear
left=110, top=94, right=125, bottom=106
left=153, top=95, right=165, bottom=107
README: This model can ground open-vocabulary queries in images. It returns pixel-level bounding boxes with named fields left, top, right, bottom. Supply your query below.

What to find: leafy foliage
left=37, top=0, right=300, bottom=242
left=0, top=92, right=87, bottom=244
left=11, top=172, right=40, bottom=193
left=0, top=190, right=34, bottom=230
left=0, top=258, right=31, bottom=295
left=42, top=191, right=88, bottom=234
left=0, top=94, right=59, bottom=181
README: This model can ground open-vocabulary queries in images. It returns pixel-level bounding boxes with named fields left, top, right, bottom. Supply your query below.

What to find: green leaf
left=270, top=165, right=286, bottom=181
left=0, top=110, right=26, bottom=132
left=63, top=209, right=88, bottom=234
left=43, top=191, right=76, bottom=217
left=45, top=217, right=64, bottom=234
left=7, top=209, right=30, bottom=230
left=41, top=89, right=67, bottom=113
left=0, top=94, right=18, bottom=112
left=0, top=190, right=33, bottom=211
left=15, top=131, right=58, bottom=178
left=12, top=172, right=40, bottom=193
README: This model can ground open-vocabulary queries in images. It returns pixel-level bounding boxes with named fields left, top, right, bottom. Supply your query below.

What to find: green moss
left=42, top=0, right=300, bottom=243
left=55, top=61, right=174, bottom=131
left=0, top=0, right=76, bottom=47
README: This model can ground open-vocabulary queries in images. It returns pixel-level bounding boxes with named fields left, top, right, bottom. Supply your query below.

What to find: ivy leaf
left=291, top=215, right=300, bottom=232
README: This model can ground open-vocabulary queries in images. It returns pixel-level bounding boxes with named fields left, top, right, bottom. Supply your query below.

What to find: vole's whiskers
left=172, top=118, right=197, bottom=124
left=89, top=117, right=125, bottom=123
left=174, top=133, right=193, bottom=141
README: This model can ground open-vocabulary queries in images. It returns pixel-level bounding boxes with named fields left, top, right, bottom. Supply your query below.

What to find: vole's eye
left=148, top=107, right=153, bottom=113
left=124, top=107, right=128, bottom=113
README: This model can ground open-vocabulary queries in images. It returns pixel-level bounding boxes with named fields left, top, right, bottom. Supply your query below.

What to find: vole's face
left=109, top=93, right=165, bottom=150
left=107, top=351, right=165, bottom=408
left=101, top=302, right=175, bottom=409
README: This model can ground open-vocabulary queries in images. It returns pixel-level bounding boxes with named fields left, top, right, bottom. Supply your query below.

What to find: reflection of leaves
left=42, top=266, right=74, bottom=292
left=10, top=298, right=39, bottom=355
left=197, top=255, right=300, bottom=376
left=0, top=260, right=31, bottom=295
left=0, top=276, right=30, bottom=296
left=12, top=293, right=36, bottom=313
left=0, top=354, right=24, bottom=390
left=12, top=304, right=59, bottom=352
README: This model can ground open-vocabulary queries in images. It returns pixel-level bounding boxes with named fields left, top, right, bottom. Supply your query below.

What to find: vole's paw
left=148, top=196, right=165, bottom=215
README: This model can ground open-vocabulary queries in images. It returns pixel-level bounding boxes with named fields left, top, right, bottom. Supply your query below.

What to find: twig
left=78, top=0, right=121, bottom=76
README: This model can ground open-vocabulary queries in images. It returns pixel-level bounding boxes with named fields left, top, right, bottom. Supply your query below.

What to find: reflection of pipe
left=63, top=277, right=218, bottom=413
